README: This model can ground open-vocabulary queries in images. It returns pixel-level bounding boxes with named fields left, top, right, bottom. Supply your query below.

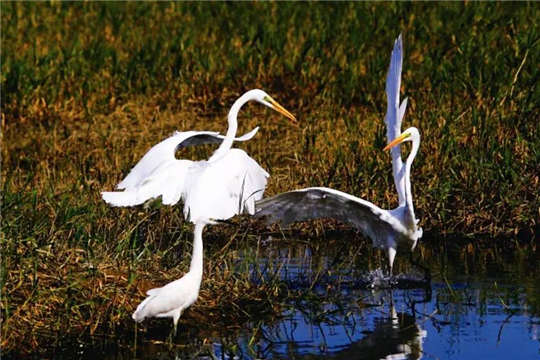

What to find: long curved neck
left=391, top=146, right=406, bottom=206
left=208, top=92, right=253, bottom=162
left=189, top=222, right=205, bottom=280
left=403, top=135, right=419, bottom=222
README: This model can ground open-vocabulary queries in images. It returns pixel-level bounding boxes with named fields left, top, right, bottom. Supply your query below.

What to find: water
left=223, top=284, right=538, bottom=359
left=213, top=241, right=539, bottom=359
left=24, top=237, right=540, bottom=359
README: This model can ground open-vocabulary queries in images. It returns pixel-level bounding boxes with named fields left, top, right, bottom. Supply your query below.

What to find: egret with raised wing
left=102, top=89, right=296, bottom=332
left=255, top=36, right=422, bottom=275
left=102, top=89, right=295, bottom=210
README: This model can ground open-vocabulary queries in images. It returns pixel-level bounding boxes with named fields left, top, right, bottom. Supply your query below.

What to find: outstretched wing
left=184, top=149, right=269, bottom=223
left=255, top=187, right=404, bottom=249
left=385, top=35, right=408, bottom=206
left=101, top=128, right=260, bottom=207
left=116, top=127, right=259, bottom=190
left=101, top=159, right=192, bottom=207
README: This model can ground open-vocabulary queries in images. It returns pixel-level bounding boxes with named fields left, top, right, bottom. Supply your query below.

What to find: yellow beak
left=268, top=97, right=298, bottom=125
left=383, top=132, right=411, bottom=151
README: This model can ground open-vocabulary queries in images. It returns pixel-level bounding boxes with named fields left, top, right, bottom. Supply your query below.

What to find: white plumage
left=385, top=34, right=409, bottom=207
left=102, top=89, right=296, bottom=332
left=132, top=222, right=205, bottom=334
left=101, top=128, right=260, bottom=208
left=182, top=149, right=269, bottom=223
left=255, top=36, right=423, bottom=274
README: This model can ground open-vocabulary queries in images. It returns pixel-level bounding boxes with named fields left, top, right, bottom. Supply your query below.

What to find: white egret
left=132, top=222, right=206, bottom=335
left=101, top=128, right=260, bottom=207
left=255, top=36, right=422, bottom=275
left=102, top=89, right=295, bottom=209
left=102, top=89, right=296, bottom=331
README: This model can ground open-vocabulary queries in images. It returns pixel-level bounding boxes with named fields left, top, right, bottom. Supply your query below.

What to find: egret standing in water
left=255, top=36, right=422, bottom=275
left=102, top=89, right=296, bottom=333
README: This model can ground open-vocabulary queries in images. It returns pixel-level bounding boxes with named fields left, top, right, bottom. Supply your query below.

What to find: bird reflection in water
left=241, top=290, right=430, bottom=360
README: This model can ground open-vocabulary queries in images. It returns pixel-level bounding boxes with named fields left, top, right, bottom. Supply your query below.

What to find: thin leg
left=409, top=251, right=431, bottom=283
left=172, top=309, right=182, bottom=336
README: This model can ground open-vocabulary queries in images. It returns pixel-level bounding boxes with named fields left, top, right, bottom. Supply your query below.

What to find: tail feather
left=101, top=191, right=146, bottom=207
left=146, top=287, right=161, bottom=296
left=132, top=295, right=155, bottom=322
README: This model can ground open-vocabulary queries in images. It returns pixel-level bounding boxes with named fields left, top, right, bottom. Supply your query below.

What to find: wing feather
left=384, top=34, right=407, bottom=205
left=255, top=188, right=405, bottom=249
left=184, top=149, right=268, bottom=222
left=102, top=159, right=192, bottom=207
left=117, top=128, right=259, bottom=191
left=103, top=128, right=260, bottom=207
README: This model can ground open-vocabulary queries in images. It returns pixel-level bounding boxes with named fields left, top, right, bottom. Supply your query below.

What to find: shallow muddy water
left=31, top=237, right=540, bottom=359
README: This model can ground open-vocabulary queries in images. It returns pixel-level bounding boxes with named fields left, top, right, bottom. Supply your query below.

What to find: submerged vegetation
left=1, top=2, right=538, bottom=356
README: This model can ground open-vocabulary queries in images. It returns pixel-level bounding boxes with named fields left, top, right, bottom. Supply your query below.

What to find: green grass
left=1, top=2, right=539, bottom=355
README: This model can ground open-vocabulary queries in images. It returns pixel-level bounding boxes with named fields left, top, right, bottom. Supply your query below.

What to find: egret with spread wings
left=255, top=36, right=422, bottom=274
left=102, top=89, right=295, bottom=211
left=102, top=89, right=296, bottom=332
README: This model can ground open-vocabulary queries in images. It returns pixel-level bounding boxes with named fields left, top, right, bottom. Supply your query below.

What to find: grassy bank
left=1, top=2, right=539, bottom=355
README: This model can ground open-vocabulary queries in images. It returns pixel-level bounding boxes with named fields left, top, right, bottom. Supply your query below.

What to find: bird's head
left=383, top=127, right=420, bottom=151
left=249, top=89, right=297, bottom=125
